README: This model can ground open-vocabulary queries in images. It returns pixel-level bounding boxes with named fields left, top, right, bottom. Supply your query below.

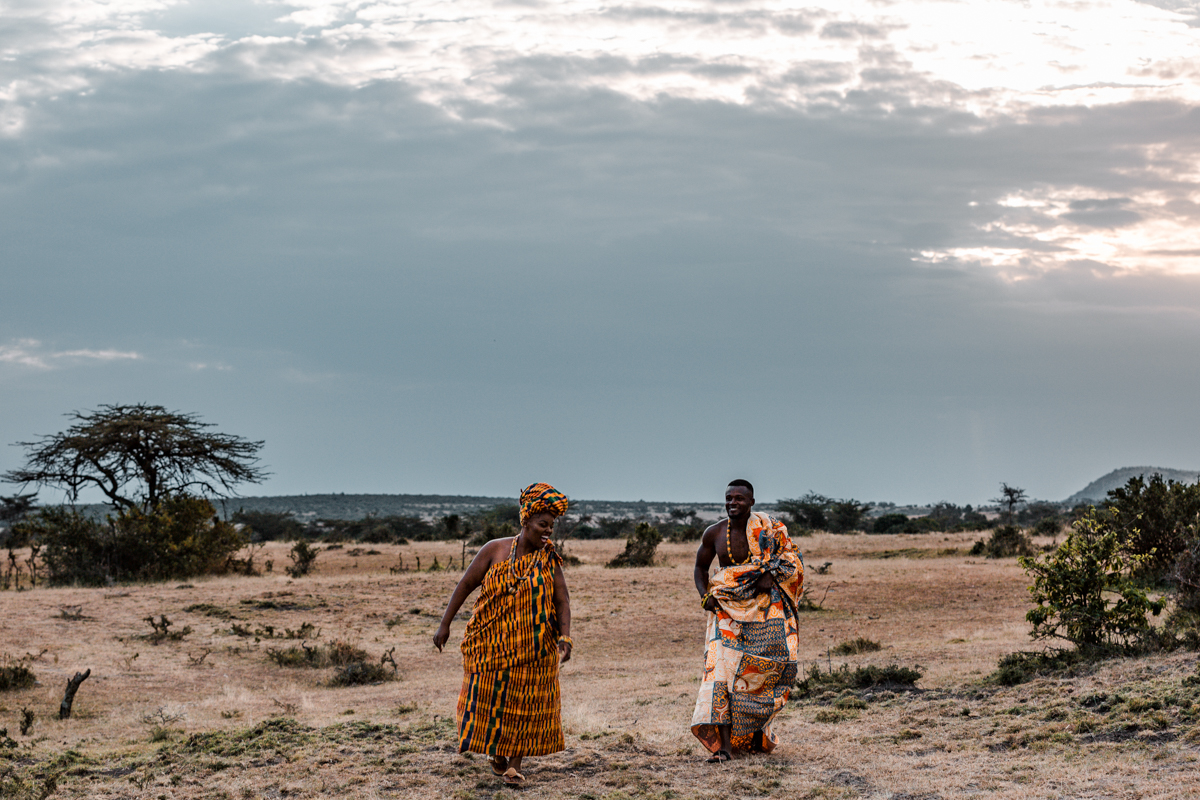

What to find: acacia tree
left=3, top=404, right=266, bottom=511
left=992, top=483, right=1028, bottom=525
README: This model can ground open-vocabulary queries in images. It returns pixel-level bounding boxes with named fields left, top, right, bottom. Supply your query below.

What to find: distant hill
left=1064, top=467, right=1200, bottom=506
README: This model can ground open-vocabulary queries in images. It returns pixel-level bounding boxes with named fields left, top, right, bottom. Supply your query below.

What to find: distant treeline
left=232, top=496, right=1069, bottom=544
left=232, top=504, right=711, bottom=545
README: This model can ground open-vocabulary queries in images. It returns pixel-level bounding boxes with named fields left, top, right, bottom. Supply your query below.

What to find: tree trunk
left=59, top=669, right=91, bottom=719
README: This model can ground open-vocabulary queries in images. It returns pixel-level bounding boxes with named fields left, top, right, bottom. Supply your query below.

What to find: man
left=691, top=479, right=804, bottom=762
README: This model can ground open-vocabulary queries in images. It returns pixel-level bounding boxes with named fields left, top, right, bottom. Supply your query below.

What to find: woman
left=433, top=482, right=573, bottom=787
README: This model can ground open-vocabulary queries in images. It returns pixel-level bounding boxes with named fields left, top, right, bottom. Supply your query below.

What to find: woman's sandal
left=488, top=755, right=509, bottom=776
left=706, top=749, right=733, bottom=763
left=502, top=767, right=526, bottom=786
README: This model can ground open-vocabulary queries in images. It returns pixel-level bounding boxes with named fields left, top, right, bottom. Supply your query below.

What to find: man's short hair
left=728, top=479, right=754, bottom=496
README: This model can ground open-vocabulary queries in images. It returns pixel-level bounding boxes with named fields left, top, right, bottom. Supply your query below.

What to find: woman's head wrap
left=519, top=482, right=569, bottom=525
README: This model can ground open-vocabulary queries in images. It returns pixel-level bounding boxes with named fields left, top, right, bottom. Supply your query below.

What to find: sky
left=2, top=0, right=1200, bottom=506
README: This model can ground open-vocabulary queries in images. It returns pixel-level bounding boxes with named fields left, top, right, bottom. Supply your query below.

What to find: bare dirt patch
left=1, top=534, right=1197, bottom=799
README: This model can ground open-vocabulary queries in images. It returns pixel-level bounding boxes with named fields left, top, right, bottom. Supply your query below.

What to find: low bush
left=795, top=663, right=922, bottom=697
left=16, top=497, right=246, bottom=585
left=987, top=649, right=1092, bottom=686
left=832, top=637, right=883, bottom=656
left=266, top=640, right=367, bottom=669
left=606, top=522, right=661, bottom=568
left=0, top=658, right=35, bottom=692
left=232, top=510, right=306, bottom=541
left=872, top=514, right=910, bottom=534
left=286, top=541, right=320, bottom=577
left=970, top=525, right=1035, bottom=558
left=329, top=661, right=394, bottom=687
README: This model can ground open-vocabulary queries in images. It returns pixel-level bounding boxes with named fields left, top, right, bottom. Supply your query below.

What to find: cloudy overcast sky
left=2, top=0, right=1199, bottom=505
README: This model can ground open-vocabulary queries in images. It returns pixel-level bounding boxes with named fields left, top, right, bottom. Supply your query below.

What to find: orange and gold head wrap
left=519, top=482, right=569, bottom=525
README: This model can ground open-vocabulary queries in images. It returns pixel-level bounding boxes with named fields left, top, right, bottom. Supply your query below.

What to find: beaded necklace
left=505, top=535, right=537, bottom=594
left=725, top=520, right=750, bottom=566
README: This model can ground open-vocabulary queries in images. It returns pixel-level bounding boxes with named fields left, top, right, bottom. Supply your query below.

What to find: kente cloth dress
left=691, top=511, right=804, bottom=753
left=456, top=540, right=565, bottom=757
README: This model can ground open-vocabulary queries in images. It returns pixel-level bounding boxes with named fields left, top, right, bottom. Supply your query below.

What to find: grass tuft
left=832, top=637, right=883, bottom=656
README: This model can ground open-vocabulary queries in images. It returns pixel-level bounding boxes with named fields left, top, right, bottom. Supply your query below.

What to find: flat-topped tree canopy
left=3, top=404, right=267, bottom=512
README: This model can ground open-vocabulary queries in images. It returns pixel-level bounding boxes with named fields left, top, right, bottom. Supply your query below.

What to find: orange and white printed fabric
left=457, top=541, right=565, bottom=757
left=691, top=511, right=803, bottom=754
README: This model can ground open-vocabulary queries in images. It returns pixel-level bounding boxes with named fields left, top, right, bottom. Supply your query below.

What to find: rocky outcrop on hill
left=1064, top=466, right=1200, bottom=506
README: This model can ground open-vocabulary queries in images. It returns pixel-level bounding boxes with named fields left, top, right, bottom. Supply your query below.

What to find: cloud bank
left=2, top=0, right=1199, bottom=503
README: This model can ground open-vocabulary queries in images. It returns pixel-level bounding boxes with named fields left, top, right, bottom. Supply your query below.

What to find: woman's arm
left=433, top=540, right=502, bottom=651
left=551, top=560, right=572, bottom=663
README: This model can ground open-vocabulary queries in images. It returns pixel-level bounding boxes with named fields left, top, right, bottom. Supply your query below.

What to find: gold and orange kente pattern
left=691, top=511, right=804, bottom=754
left=457, top=541, right=565, bottom=757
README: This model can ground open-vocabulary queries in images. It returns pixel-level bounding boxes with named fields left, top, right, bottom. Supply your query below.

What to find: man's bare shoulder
left=700, top=521, right=724, bottom=544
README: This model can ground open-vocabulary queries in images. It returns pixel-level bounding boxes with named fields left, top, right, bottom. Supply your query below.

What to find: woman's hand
left=558, top=639, right=572, bottom=664
left=433, top=622, right=451, bottom=652
left=702, top=595, right=720, bottom=613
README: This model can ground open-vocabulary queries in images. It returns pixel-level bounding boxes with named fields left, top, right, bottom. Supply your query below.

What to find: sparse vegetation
left=777, top=494, right=869, bottom=533
left=0, top=657, right=36, bottom=691
left=970, top=525, right=1035, bottom=558
left=832, top=637, right=882, bottom=656
left=1, top=530, right=1199, bottom=798
left=795, top=663, right=922, bottom=697
left=329, top=660, right=395, bottom=686
left=1021, top=511, right=1165, bottom=652
left=14, top=496, right=248, bottom=585
left=266, top=640, right=368, bottom=668
left=286, top=540, right=320, bottom=577
left=605, top=522, right=662, bottom=567
left=142, top=615, right=193, bottom=644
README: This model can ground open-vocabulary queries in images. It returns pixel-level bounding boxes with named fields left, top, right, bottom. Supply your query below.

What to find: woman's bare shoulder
left=477, top=536, right=513, bottom=564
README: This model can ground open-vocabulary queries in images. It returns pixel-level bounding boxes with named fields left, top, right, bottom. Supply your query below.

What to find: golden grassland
left=2, top=532, right=1199, bottom=799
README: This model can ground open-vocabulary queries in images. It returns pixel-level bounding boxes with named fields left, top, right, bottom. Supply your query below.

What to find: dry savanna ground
left=2, top=533, right=1199, bottom=800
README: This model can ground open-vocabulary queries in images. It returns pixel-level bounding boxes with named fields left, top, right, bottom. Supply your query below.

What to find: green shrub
left=15, top=497, right=245, bottom=585
left=286, top=541, right=320, bottom=577
left=1021, top=512, right=1166, bottom=652
left=606, top=522, right=661, bottom=568
left=467, top=521, right=515, bottom=546
left=1173, top=538, right=1200, bottom=615
left=872, top=514, right=910, bottom=534
left=1033, top=517, right=1064, bottom=537
left=1103, top=474, right=1200, bottom=578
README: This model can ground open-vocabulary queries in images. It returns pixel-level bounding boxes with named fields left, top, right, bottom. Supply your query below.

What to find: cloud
left=1, top=0, right=1200, bottom=503
left=0, top=339, right=141, bottom=369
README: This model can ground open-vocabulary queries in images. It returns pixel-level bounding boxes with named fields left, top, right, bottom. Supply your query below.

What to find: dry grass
left=0, top=532, right=1197, bottom=799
